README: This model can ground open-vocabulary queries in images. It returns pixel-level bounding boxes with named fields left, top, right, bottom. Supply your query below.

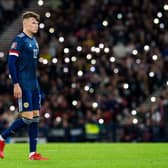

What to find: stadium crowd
left=0, top=0, right=168, bottom=142
left=0, top=0, right=31, bottom=32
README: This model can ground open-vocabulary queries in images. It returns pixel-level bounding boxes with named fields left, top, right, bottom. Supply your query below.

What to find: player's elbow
left=8, top=56, right=17, bottom=70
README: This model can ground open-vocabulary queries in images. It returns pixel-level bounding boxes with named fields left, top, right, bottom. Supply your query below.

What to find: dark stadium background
left=0, top=0, right=168, bottom=143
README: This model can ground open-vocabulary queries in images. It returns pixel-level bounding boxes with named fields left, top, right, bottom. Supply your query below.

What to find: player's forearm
left=8, top=56, right=18, bottom=84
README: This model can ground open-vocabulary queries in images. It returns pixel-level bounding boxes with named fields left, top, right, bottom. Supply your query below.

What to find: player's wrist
left=14, top=83, right=20, bottom=87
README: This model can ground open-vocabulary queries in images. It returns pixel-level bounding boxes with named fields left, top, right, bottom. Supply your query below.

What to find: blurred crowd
left=0, top=0, right=168, bottom=142
left=0, top=0, right=31, bottom=32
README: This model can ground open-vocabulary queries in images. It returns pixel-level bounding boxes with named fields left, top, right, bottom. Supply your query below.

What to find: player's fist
left=14, top=83, right=22, bottom=98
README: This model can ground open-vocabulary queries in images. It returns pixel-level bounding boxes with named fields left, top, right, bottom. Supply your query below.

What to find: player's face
left=24, top=17, right=39, bottom=35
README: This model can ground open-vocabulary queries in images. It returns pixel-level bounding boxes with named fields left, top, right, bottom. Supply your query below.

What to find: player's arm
left=8, top=39, right=22, bottom=98
left=8, top=56, right=22, bottom=98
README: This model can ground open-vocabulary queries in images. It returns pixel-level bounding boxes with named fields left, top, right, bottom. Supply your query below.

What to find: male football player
left=0, top=11, right=48, bottom=160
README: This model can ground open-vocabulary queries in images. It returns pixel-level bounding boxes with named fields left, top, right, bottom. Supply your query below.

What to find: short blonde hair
left=22, top=11, right=40, bottom=22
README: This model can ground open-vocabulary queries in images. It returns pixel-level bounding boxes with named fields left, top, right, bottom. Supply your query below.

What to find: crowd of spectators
left=0, top=0, right=31, bottom=32
left=0, top=0, right=168, bottom=142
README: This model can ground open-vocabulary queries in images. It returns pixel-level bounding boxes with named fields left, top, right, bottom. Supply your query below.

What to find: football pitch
left=0, top=143, right=167, bottom=168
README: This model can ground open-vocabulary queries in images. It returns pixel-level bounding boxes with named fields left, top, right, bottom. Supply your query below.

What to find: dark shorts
left=18, top=89, right=41, bottom=112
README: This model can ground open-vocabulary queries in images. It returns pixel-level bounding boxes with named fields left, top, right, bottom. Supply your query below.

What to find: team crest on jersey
left=23, top=102, right=29, bottom=108
left=11, top=42, right=17, bottom=49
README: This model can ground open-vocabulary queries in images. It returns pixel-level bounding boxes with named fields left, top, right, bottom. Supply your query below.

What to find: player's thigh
left=33, top=110, right=40, bottom=117
left=32, top=89, right=41, bottom=115
left=21, top=111, right=34, bottom=119
left=18, top=89, right=33, bottom=119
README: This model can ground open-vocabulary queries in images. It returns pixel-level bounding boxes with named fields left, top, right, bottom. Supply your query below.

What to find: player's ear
left=22, top=19, right=28, bottom=28
left=22, top=19, right=26, bottom=26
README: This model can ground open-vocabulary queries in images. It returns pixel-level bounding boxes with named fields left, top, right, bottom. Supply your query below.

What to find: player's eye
left=32, top=21, right=39, bottom=25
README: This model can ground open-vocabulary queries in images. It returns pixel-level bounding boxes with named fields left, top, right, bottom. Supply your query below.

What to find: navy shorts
left=18, top=89, right=41, bottom=112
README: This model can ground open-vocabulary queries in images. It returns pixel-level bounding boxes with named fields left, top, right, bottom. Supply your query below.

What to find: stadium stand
left=0, top=0, right=31, bottom=32
left=0, top=0, right=168, bottom=142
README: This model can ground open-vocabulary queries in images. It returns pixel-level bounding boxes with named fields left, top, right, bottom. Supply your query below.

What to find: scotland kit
left=8, top=32, right=41, bottom=112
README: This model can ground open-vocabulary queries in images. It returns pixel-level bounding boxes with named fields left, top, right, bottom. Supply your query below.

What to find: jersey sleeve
left=8, top=37, right=22, bottom=84
left=9, top=37, right=22, bottom=57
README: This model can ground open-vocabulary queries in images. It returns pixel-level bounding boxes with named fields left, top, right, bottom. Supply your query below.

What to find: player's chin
left=33, top=29, right=38, bottom=33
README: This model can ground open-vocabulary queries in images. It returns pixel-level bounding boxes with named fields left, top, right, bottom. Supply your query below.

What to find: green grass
left=0, top=143, right=168, bottom=168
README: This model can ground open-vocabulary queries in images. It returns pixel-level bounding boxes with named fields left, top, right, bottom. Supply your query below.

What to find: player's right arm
left=8, top=37, right=22, bottom=98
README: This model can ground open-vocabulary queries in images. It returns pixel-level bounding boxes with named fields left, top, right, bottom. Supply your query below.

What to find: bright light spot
left=72, top=100, right=78, bottom=106
left=44, top=113, right=50, bottom=118
left=136, top=59, right=141, bottom=64
left=37, top=0, right=44, bottom=6
left=99, top=43, right=104, bottom=49
left=77, top=46, right=82, bottom=52
left=77, top=70, right=83, bottom=77
left=132, top=118, right=138, bottom=124
left=91, top=46, right=96, bottom=52
left=151, top=96, right=156, bottom=102
left=71, top=83, right=76, bottom=88
left=157, top=12, right=163, bottom=18
left=56, top=116, right=62, bottom=123
left=8, top=74, right=11, bottom=79
left=110, top=57, right=115, bottom=62
left=153, top=18, right=159, bottom=24
left=91, top=59, right=96, bottom=65
left=102, top=20, right=108, bottom=27
left=149, top=72, right=155, bottom=77
left=160, top=23, right=165, bottom=29
left=144, top=45, right=150, bottom=51
left=95, top=47, right=100, bottom=53
left=123, top=83, right=129, bottom=89
left=39, top=57, right=43, bottom=63
left=104, top=47, right=110, bottom=53
left=0, top=52, right=4, bottom=58
left=9, top=105, right=15, bottom=111
left=64, top=57, right=70, bottom=63
left=86, top=54, right=92, bottom=60
left=166, top=81, right=168, bottom=86
left=59, top=36, right=64, bottom=43
left=164, top=4, right=168, bottom=11
left=90, top=66, right=96, bottom=72
left=117, top=13, right=123, bottom=19
left=43, top=59, right=48, bottom=65
left=131, top=110, right=137, bottom=115
left=49, top=27, right=55, bottom=33
left=63, top=67, right=69, bottom=73
left=71, top=56, right=77, bottom=62
left=114, top=68, right=119, bottom=74
left=84, top=85, right=90, bottom=91
left=89, top=88, right=94, bottom=93
left=52, top=58, right=58, bottom=64
left=99, top=118, right=104, bottom=124
left=64, top=48, right=69, bottom=54
left=152, top=54, right=158, bottom=61
left=92, top=102, right=98, bottom=109
left=45, top=12, right=51, bottom=18
left=132, top=49, right=138, bottom=55
left=39, top=23, right=45, bottom=29
left=44, top=113, right=50, bottom=119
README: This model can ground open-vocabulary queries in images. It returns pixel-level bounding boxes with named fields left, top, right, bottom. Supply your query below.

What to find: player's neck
left=23, top=30, right=33, bottom=38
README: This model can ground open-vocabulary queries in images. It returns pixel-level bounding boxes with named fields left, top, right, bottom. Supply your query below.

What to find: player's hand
left=14, top=83, right=22, bottom=98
